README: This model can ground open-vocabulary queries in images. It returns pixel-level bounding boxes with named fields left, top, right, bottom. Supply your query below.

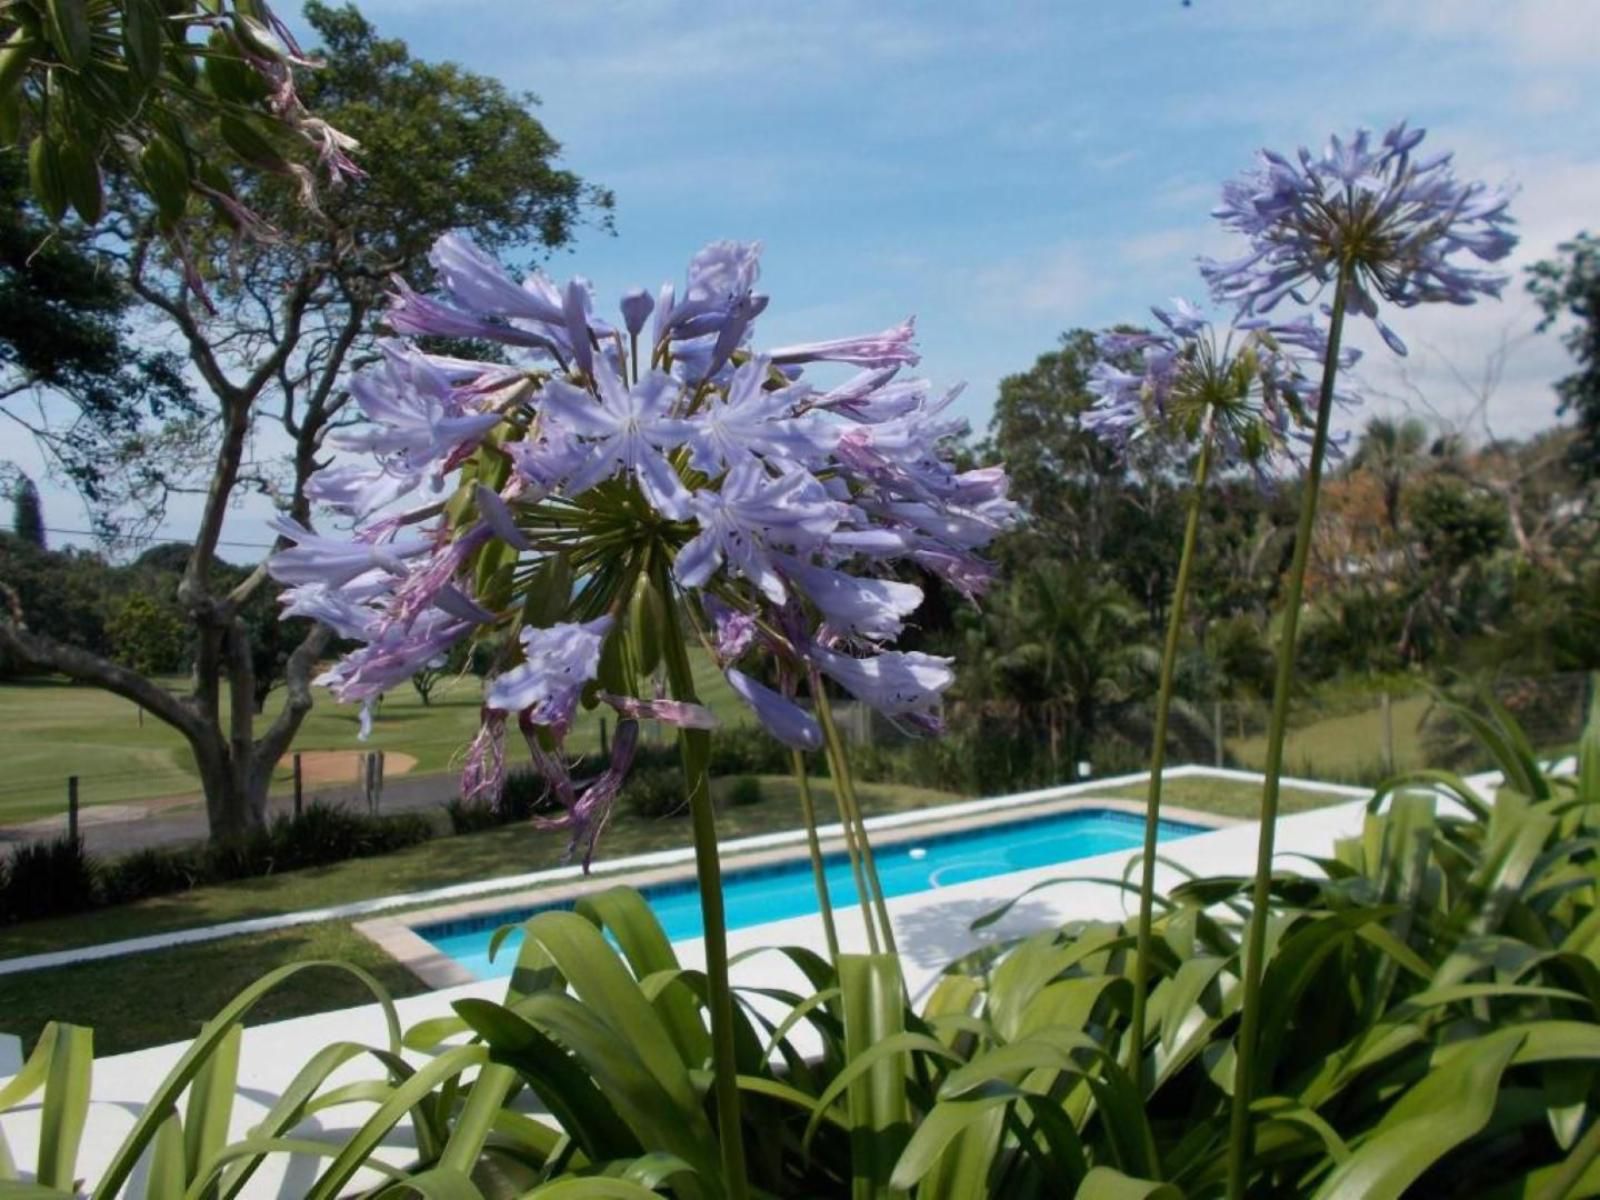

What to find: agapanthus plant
left=1200, top=121, right=1516, bottom=355
left=1200, top=123, right=1516, bottom=1200
left=1081, top=297, right=1360, bottom=1078
left=268, top=233, right=1011, bottom=1197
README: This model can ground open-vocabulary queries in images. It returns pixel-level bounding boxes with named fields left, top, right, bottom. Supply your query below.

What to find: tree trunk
left=0, top=605, right=326, bottom=843
left=191, top=732, right=271, bottom=841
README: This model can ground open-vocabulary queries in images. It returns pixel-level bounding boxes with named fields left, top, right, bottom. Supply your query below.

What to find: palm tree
left=1351, top=415, right=1431, bottom=533
left=992, top=562, right=1154, bottom=779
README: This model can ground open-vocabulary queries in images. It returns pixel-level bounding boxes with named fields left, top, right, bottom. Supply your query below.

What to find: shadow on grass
left=0, top=922, right=428, bottom=1057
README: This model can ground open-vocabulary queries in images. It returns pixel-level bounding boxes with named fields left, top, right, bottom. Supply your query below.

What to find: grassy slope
left=1100, top=774, right=1358, bottom=820
left=0, top=648, right=741, bottom=821
left=1225, top=692, right=1434, bottom=782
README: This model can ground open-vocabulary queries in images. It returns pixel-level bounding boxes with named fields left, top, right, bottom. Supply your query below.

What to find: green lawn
left=1225, top=692, right=1434, bottom=783
left=0, top=922, right=429, bottom=1058
left=1101, top=774, right=1360, bottom=820
left=0, top=648, right=742, bottom=822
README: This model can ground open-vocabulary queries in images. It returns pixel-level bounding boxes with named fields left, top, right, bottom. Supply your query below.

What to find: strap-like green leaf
left=837, top=953, right=913, bottom=1199
left=91, top=959, right=398, bottom=1200
left=303, top=1045, right=489, bottom=1200
left=36, top=1023, right=91, bottom=1192
left=1311, top=1030, right=1524, bottom=1200
left=184, top=1024, right=240, bottom=1194
left=1075, top=1166, right=1184, bottom=1199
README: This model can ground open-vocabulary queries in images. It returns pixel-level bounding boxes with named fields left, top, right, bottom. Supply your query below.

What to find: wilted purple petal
left=600, top=692, right=719, bottom=729
left=486, top=616, right=613, bottom=732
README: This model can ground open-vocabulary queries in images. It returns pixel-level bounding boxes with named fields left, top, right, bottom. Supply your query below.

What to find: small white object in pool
left=908, top=847, right=927, bottom=860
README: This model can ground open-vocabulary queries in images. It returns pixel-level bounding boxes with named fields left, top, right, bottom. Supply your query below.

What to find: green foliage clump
left=725, top=775, right=765, bottom=808
left=105, top=593, right=188, bottom=676
left=0, top=803, right=436, bottom=920
left=624, top=766, right=688, bottom=820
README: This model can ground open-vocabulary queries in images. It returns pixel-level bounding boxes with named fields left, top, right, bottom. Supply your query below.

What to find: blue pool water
left=418, top=807, right=1206, bottom=980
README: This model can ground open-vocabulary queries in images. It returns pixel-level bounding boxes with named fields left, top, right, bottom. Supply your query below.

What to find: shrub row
left=0, top=803, right=436, bottom=924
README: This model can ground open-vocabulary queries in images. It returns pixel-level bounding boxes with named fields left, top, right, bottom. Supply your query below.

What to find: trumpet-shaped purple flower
left=1201, top=122, right=1517, bottom=354
left=487, top=616, right=613, bottom=731
left=386, top=278, right=569, bottom=360
left=770, top=318, right=920, bottom=369
left=304, top=461, right=417, bottom=519
left=810, top=643, right=954, bottom=725
left=726, top=669, right=822, bottom=751
left=675, top=462, right=843, bottom=602
left=266, top=516, right=429, bottom=588
left=278, top=578, right=385, bottom=640
left=778, top=555, right=923, bottom=643
left=331, top=343, right=503, bottom=482
left=429, top=233, right=566, bottom=326
left=538, top=360, right=692, bottom=518
left=679, top=357, right=824, bottom=475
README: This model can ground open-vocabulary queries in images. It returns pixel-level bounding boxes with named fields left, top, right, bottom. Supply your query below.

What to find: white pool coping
left=5, top=765, right=1438, bottom=1198
left=0, top=764, right=1362, bottom=980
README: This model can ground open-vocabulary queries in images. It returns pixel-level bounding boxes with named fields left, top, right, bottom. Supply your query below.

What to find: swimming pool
left=417, top=806, right=1206, bottom=979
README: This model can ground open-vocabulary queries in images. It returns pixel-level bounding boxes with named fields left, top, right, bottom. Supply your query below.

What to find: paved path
left=0, top=769, right=464, bottom=856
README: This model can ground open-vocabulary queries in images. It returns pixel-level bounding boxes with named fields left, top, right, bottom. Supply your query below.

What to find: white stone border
left=0, top=765, right=1365, bottom=979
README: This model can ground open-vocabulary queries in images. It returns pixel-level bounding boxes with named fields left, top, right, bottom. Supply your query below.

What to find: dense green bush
left=0, top=835, right=96, bottom=922
left=724, top=775, right=765, bottom=808
left=624, top=766, right=689, bottom=819
left=0, top=804, right=437, bottom=920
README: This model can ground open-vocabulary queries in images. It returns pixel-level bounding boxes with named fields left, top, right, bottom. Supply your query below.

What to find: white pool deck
left=1, top=767, right=1476, bottom=1198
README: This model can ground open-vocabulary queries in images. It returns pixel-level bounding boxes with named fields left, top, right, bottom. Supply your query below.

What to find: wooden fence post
left=67, top=776, right=79, bottom=841
left=293, top=753, right=303, bottom=819
left=1214, top=700, right=1225, bottom=767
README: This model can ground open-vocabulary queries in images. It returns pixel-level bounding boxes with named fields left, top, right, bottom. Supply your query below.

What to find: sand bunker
left=295, top=749, right=418, bottom=786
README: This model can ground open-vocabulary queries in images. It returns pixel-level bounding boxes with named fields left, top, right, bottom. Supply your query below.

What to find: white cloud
left=970, top=242, right=1099, bottom=319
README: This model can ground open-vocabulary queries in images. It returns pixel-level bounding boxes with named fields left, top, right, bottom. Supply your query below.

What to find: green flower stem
left=808, top=668, right=882, bottom=954
left=813, top=683, right=898, bottom=957
left=792, top=750, right=841, bottom=962
left=1126, top=434, right=1212, bottom=1081
left=655, top=567, right=750, bottom=1200
left=1225, top=267, right=1352, bottom=1200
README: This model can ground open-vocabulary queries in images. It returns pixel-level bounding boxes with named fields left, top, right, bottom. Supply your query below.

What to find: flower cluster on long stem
left=269, top=233, right=1014, bottom=1194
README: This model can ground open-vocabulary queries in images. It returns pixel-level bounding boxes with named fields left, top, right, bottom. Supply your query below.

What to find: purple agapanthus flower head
left=277, top=233, right=1012, bottom=864
left=1084, top=300, right=1361, bottom=475
left=1200, top=121, right=1517, bottom=355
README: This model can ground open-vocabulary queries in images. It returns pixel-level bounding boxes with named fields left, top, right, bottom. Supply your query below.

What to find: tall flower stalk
left=1200, top=123, right=1516, bottom=1198
left=1083, top=302, right=1335, bottom=1078
left=269, top=233, right=1013, bottom=1194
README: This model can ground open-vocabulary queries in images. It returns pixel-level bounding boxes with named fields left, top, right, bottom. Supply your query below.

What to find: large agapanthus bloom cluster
left=1200, top=121, right=1517, bottom=355
left=1084, top=300, right=1359, bottom=473
left=269, top=235, right=1014, bottom=864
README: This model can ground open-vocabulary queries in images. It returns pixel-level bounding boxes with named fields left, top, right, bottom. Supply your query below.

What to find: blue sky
left=20, top=0, right=1600, bottom=556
